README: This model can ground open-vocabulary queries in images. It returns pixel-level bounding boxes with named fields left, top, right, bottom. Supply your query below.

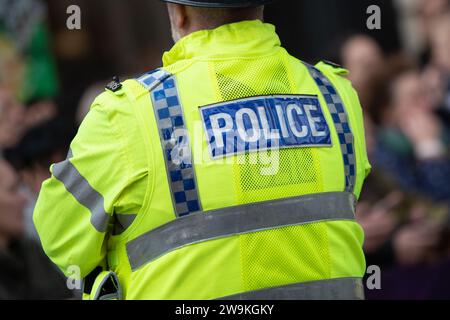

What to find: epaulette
left=322, top=60, right=343, bottom=69
left=319, top=60, right=349, bottom=76
left=105, top=76, right=123, bottom=92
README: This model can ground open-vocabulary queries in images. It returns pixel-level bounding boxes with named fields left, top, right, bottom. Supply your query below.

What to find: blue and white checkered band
left=137, top=69, right=173, bottom=91
left=304, top=63, right=356, bottom=193
left=137, top=69, right=202, bottom=217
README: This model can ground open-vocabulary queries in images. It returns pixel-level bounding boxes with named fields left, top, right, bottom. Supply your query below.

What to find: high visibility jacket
left=34, top=20, right=371, bottom=300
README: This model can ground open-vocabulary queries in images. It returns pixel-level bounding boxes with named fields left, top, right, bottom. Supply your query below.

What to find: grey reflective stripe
left=137, top=70, right=202, bottom=218
left=127, top=192, right=355, bottom=271
left=113, top=213, right=137, bottom=235
left=304, top=64, right=356, bottom=193
left=52, top=154, right=110, bottom=233
left=219, top=277, right=364, bottom=300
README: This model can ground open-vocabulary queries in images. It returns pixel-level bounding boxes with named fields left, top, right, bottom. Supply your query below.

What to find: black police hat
left=161, top=0, right=273, bottom=8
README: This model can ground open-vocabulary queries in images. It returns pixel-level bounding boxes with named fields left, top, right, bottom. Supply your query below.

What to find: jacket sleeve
left=34, top=95, right=130, bottom=278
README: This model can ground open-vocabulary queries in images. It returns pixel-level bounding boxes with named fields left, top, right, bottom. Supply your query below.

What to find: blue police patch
left=200, top=95, right=332, bottom=159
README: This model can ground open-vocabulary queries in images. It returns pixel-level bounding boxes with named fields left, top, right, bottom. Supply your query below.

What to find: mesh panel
left=215, top=56, right=291, bottom=101
left=240, top=223, right=331, bottom=292
left=212, top=55, right=324, bottom=205
left=235, top=148, right=323, bottom=203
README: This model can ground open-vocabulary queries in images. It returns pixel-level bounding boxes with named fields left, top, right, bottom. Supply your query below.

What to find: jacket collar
left=163, top=20, right=281, bottom=66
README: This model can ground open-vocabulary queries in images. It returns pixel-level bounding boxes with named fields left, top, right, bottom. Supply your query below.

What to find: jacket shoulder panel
left=315, top=60, right=349, bottom=77
left=314, top=61, right=354, bottom=97
left=91, top=77, right=151, bottom=111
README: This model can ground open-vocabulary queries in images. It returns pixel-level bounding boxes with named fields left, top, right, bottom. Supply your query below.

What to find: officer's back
left=34, top=0, right=371, bottom=300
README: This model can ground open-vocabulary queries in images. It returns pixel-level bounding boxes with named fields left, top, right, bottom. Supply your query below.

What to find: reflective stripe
left=52, top=152, right=110, bottom=233
left=137, top=70, right=202, bottom=218
left=219, top=277, right=364, bottom=300
left=305, top=64, right=356, bottom=193
left=127, top=192, right=355, bottom=271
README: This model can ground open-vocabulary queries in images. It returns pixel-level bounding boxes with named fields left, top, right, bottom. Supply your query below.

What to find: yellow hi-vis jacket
left=34, top=20, right=371, bottom=300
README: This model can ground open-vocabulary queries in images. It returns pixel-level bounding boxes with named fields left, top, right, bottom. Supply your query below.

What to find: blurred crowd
left=0, top=0, right=449, bottom=299
left=344, top=0, right=450, bottom=299
left=0, top=0, right=74, bottom=299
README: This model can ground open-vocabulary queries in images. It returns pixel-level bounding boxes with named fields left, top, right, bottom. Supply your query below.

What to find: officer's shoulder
left=314, top=61, right=361, bottom=106
left=315, top=60, right=349, bottom=77
left=109, top=68, right=174, bottom=98
left=92, top=75, right=148, bottom=108
left=104, top=74, right=151, bottom=98
left=314, top=60, right=356, bottom=94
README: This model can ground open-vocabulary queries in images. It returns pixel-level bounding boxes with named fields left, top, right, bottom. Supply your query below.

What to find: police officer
left=34, top=0, right=371, bottom=300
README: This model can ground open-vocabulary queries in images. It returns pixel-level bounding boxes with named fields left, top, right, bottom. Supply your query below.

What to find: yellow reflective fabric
left=123, top=221, right=364, bottom=300
left=35, top=20, right=370, bottom=300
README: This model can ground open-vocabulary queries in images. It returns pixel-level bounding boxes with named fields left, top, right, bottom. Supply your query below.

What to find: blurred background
left=0, top=0, right=449, bottom=300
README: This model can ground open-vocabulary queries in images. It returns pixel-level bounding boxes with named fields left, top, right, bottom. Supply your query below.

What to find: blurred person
left=0, top=159, right=72, bottom=299
left=357, top=118, right=447, bottom=270
left=0, top=160, right=26, bottom=248
left=357, top=116, right=449, bottom=299
left=358, top=178, right=447, bottom=269
left=0, top=88, right=25, bottom=149
left=341, top=35, right=385, bottom=114
left=419, top=0, right=449, bottom=46
left=34, top=0, right=371, bottom=300
left=0, top=11, right=56, bottom=150
left=357, top=192, right=399, bottom=258
left=1, top=0, right=60, bottom=133
left=392, top=202, right=447, bottom=266
left=364, top=208, right=450, bottom=299
left=3, top=118, right=76, bottom=239
left=4, top=118, right=75, bottom=194
left=375, top=70, right=450, bottom=201
left=393, top=0, right=423, bottom=56
left=23, top=99, right=58, bottom=129
left=0, top=35, right=25, bottom=96
left=423, top=12, right=450, bottom=129
left=428, top=12, right=450, bottom=72
left=0, top=0, right=59, bottom=103
left=362, top=194, right=450, bottom=300
left=393, top=0, right=449, bottom=59
left=1, top=88, right=59, bottom=152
